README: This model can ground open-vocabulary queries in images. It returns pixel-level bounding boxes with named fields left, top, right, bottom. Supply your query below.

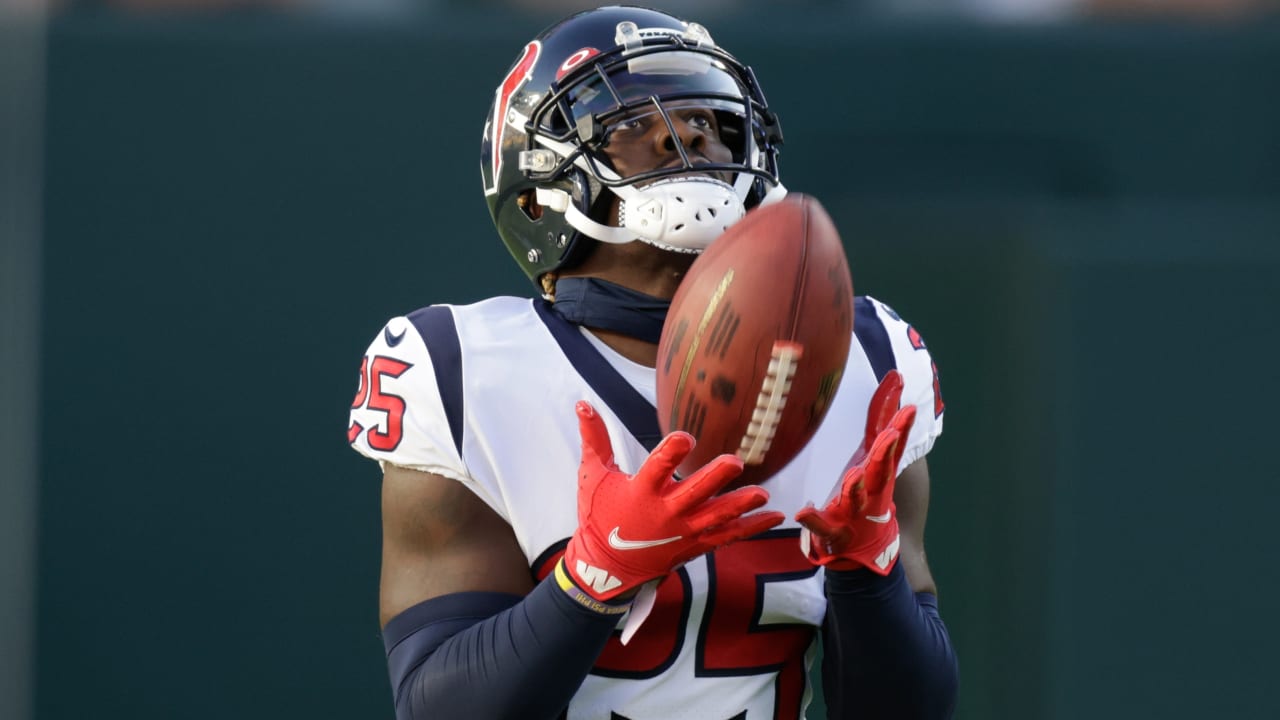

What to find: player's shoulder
left=851, top=294, right=936, bottom=367
left=856, top=294, right=914, bottom=332
left=363, top=295, right=535, bottom=354
left=851, top=294, right=946, bottom=424
left=403, top=295, right=534, bottom=334
left=347, top=295, right=542, bottom=472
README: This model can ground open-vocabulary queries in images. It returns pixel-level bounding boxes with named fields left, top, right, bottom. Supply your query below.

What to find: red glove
left=561, top=401, right=785, bottom=609
left=796, top=370, right=917, bottom=574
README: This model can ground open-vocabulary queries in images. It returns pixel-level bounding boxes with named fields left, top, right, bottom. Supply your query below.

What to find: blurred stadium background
left=2, top=0, right=1278, bottom=718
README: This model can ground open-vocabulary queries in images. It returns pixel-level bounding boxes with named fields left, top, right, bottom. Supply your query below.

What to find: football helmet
left=480, top=5, right=786, bottom=292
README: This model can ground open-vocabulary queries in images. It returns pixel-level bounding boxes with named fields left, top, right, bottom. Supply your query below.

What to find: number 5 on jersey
left=349, top=355, right=413, bottom=450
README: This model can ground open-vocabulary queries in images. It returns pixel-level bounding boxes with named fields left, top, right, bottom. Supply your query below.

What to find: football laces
left=737, top=341, right=803, bottom=464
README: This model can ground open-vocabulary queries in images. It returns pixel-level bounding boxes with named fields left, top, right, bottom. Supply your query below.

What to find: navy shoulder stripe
left=854, top=296, right=897, bottom=382
left=533, top=299, right=663, bottom=451
left=407, top=305, right=464, bottom=457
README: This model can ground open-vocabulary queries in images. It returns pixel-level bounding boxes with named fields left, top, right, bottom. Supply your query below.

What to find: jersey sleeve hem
left=350, top=442, right=512, bottom=526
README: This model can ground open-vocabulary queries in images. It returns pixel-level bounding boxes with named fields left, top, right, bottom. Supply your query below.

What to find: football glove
left=561, top=401, right=785, bottom=607
left=796, top=370, right=917, bottom=574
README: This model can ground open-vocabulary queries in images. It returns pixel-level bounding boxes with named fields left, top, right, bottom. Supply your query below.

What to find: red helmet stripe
left=491, top=41, right=541, bottom=187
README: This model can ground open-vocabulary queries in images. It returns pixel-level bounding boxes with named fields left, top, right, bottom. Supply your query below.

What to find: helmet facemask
left=482, top=8, right=786, bottom=291
left=515, top=22, right=784, bottom=254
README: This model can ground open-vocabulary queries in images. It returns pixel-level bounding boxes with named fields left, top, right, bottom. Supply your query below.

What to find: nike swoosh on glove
left=563, top=401, right=785, bottom=604
left=796, top=370, right=917, bottom=575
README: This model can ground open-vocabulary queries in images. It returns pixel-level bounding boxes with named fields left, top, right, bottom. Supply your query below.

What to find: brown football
left=656, top=194, right=853, bottom=487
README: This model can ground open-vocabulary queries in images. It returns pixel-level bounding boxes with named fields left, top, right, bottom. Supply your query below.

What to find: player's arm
left=377, top=404, right=783, bottom=720
left=797, top=372, right=958, bottom=719
left=895, top=457, right=937, bottom=596
left=379, top=464, right=623, bottom=720
left=360, top=313, right=624, bottom=719
left=379, top=464, right=532, bottom=626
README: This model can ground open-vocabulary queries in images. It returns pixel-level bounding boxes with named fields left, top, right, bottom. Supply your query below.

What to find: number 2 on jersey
left=348, top=355, right=413, bottom=450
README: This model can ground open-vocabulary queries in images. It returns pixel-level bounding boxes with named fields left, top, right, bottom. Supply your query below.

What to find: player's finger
left=684, top=484, right=769, bottom=530
left=844, top=372, right=902, bottom=473
left=634, top=430, right=696, bottom=491
left=888, top=405, right=917, bottom=469
left=695, top=510, right=786, bottom=548
left=667, top=453, right=744, bottom=511
left=890, top=402, right=916, bottom=435
left=795, top=506, right=843, bottom=541
left=866, top=427, right=902, bottom=478
left=839, top=465, right=870, bottom=512
left=865, top=369, right=904, bottom=444
left=842, top=446, right=868, bottom=474
left=576, top=401, right=616, bottom=469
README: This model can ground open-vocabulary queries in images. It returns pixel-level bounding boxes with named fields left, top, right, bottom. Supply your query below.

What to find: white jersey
left=348, top=294, right=944, bottom=720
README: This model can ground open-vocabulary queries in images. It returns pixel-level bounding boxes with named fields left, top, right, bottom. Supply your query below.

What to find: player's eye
left=604, top=112, right=648, bottom=136
left=685, top=111, right=715, bottom=130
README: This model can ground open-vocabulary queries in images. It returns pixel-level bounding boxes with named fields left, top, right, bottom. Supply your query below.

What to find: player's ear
left=517, top=189, right=544, bottom=221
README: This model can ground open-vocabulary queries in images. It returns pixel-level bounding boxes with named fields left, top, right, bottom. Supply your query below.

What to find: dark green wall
left=36, top=11, right=1280, bottom=720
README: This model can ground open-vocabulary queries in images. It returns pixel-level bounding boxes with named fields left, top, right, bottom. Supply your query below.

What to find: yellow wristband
left=555, top=558, right=632, bottom=616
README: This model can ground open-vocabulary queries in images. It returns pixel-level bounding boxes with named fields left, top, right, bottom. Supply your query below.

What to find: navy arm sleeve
left=821, top=562, right=960, bottom=719
left=382, top=574, right=620, bottom=720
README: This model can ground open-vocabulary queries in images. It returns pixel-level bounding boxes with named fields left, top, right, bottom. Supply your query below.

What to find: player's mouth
left=648, top=157, right=733, bottom=185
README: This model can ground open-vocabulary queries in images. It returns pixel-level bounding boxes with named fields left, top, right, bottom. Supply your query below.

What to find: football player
left=348, top=6, right=958, bottom=718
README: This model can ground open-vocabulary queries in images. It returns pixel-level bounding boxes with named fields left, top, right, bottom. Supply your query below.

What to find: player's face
left=601, top=103, right=734, bottom=182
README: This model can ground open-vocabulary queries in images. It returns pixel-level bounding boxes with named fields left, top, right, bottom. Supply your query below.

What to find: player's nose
left=655, top=115, right=705, bottom=157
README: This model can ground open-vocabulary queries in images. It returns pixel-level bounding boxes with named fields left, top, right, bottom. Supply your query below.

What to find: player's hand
left=796, top=370, right=916, bottom=575
left=562, top=401, right=785, bottom=604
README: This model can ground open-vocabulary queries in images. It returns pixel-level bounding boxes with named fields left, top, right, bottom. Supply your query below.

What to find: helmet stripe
left=490, top=41, right=541, bottom=193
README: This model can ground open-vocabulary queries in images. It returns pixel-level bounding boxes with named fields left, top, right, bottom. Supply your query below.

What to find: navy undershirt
left=822, top=563, right=960, bottom=719
left=382, top=575, right=618, bottom=720
left=549, top=276, right=670, bottom=345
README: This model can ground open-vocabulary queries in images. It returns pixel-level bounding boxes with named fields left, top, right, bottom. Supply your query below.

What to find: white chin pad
left=618, top=177, right=746, bottom=253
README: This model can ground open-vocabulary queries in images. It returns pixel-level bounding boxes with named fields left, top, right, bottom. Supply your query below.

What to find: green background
left=26, top=8, right=1280, bottom=720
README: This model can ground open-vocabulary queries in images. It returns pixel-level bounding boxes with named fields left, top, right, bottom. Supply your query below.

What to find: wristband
left=555, top=558, right=633, bottom=616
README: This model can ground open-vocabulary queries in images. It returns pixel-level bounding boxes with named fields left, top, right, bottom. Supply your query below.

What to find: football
left=656, top=194, right=853, bottom=487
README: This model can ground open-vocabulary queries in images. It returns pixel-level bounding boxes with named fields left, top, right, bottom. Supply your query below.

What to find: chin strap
left=759, top=180, right=789, bottom=206
left=531, top=132, right=784, bottom=253
left=537, top=186, right=642, bottom=247
left=537, top=175, right=787, bottom=253
left=614, top=176, right=748, bottom=252
left=538, top=176, right=751, bottom=252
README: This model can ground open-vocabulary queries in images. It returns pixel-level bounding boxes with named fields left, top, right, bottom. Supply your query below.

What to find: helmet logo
left=556, top=48, right=599, bottom=81
left=486, top=40, right=542, bottom=196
